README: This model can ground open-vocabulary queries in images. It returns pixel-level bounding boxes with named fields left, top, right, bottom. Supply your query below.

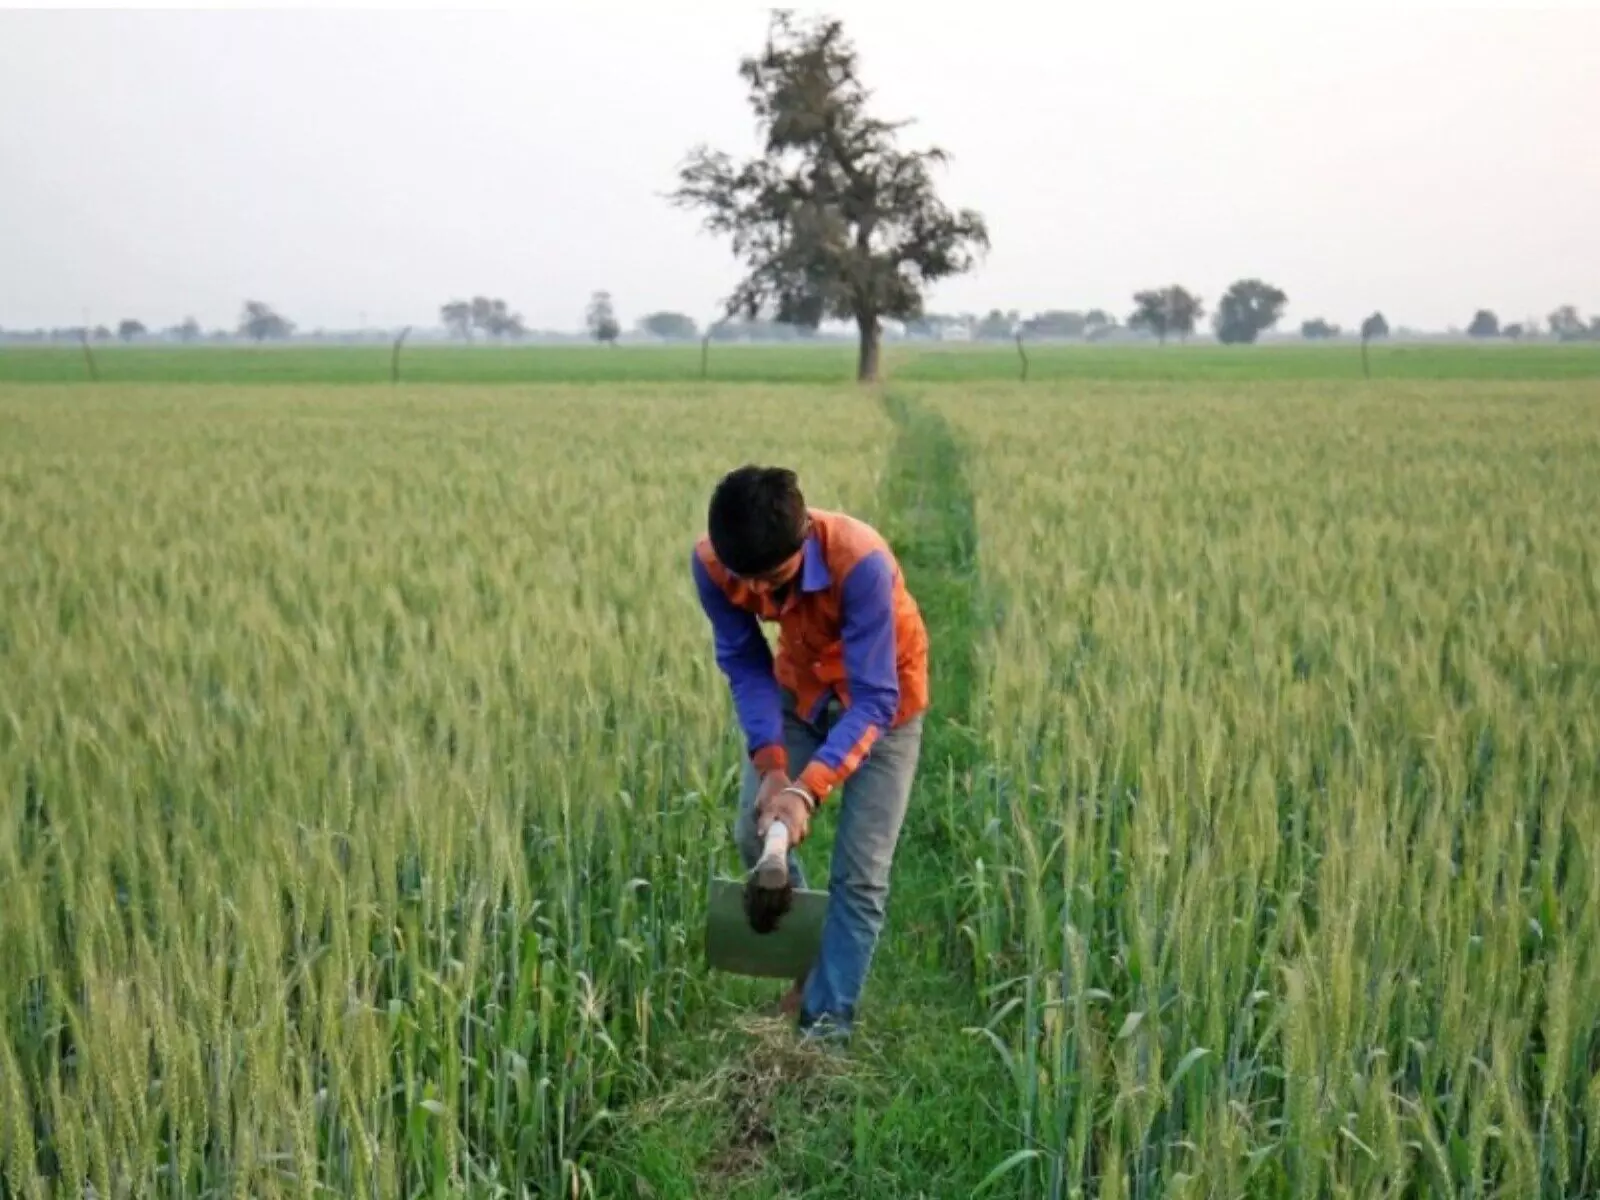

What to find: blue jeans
left=734, top=697, right=924, bottom=1037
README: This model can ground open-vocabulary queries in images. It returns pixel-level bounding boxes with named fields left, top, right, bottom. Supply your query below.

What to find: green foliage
left=0, top=382, right=886, bottom=1198
left=2, top=377, right=1598, bottom=1197
left=938, top=381, right=1600, bottom=1196
left=1084, top=309, right=1116, bottom=338
left=1546, top=305, right=1593, bottom=341
left=441, top=297, right=525, bottom=341
left=238, top=300, right=294, bottom=342
left=1129, top=286, right=1203, bottom=344
left=668, top=11, right=988, bottom=379
left=1213, top=278, right=1288, bottom=344
left=1468, top=309, right=1500, bottom=338
left=440, top=300, right=472, bottom=339
left=586, top=291, right=621, bottom=344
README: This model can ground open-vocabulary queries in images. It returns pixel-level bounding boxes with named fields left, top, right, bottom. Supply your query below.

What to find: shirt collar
left=800, top=533, right=830, bottom=592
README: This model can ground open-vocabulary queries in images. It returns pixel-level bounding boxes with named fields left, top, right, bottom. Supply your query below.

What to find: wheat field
left=938, top=381, right=1600, bottom=1197
left=0, top=384, right=885, bottom=1197
left=2, top=376, right=1596, bottom=1197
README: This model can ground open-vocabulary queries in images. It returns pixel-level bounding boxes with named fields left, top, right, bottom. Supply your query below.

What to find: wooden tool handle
left=753, top=820, right=790, bottom=889
left=762, top=819, right=790, bottom=861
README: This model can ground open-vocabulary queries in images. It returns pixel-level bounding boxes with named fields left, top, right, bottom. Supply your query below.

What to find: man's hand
left=756, top=773, right=814, bottom=846
left=755, top=767, right=792, bottom=814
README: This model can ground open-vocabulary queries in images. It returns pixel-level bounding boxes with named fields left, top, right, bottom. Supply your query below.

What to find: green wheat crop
left=936, top=380, right=1600, bottom=1198
left=2, top=341, right=1597, bottom=386
left=0, top=383, right=886, bottom=1198
left=4, top=376, right=1597, bottom=1198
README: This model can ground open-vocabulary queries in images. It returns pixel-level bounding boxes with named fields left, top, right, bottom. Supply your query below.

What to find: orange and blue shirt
left=691, top=508, right=929, bottom=803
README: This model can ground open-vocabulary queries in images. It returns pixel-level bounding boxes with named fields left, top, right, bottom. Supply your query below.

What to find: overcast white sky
left=2, top=2, right=1597, bottom=335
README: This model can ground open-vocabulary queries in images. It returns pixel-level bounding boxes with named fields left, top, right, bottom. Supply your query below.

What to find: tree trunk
left=856, top=313, right=881, bottom=383
left=78, top=329, right=99, bottom=383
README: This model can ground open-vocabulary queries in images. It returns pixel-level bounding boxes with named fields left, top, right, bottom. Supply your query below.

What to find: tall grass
left=936, top=381, right=1600, bottom=1197
left=0, top=384, right=887, bottom=1197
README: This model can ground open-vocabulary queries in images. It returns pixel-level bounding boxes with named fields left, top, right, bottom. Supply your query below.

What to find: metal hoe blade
left=704, top=877, right=828, bottom=978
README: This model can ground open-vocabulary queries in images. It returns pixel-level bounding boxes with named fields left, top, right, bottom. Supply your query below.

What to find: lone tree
left=1467, top=309, right=1499, bottom=338
left=668, top=11, right=989, bottom=383
left=239, top=301, right=294, bottom=342
left=586, top=291, right=621, bottom=344
left=1129, top=286, right=1202, bottom=344
left=1213, top=279, right=1288, bottom=344
left=117, top=319, right=146, bottom=342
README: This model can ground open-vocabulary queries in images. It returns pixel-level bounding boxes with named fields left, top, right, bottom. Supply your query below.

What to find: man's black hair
left=707, top=464, right=808, bottom=577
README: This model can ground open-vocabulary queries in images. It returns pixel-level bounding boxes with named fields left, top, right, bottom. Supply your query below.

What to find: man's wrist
left=796, top=761, right=836, bottom=806
left=753, top=744, right=789, bottom=777
left=779, top=783, right=816, bottom=812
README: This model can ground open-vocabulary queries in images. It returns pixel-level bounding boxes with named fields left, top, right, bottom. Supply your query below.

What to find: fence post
left=392, top=326, right=411, bottom=385
left=79, top=330, right=99, bottom=383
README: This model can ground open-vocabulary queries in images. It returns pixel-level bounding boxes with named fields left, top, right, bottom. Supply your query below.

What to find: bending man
left=690, top=464, right=929, bottom=1040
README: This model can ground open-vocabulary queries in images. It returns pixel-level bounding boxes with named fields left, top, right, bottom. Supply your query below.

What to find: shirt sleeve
left=798, top=549, right=900, bottom=802
left=690, top=547, right=788, bottom=775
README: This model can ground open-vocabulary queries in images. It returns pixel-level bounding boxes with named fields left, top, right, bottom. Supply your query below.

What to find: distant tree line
left=6, top=26, right=1597, bottom=361
left=1296, top=306, right=1598, bottom=343
left=924, top=280, right=1290, bottom=346
left=896, top=281, right=1379, bottom=348
left=8, top=296, right=1597, bottom=348
left=1455, top=305, right=1600, bottom=341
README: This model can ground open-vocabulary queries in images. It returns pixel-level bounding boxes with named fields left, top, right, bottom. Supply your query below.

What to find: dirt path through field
left=592, top=391, right=1020, bottom=1198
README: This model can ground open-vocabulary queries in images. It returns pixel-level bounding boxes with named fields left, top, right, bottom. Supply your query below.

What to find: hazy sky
left=2, top=2, right=1597, bottom=335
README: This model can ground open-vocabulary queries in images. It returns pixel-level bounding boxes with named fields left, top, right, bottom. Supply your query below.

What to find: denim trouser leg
left=734, top=704, right=924, bottom=1035
left=800, top=714, right=924, bottom=1037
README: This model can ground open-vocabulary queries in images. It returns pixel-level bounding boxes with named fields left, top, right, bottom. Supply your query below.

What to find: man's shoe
left=796, top=1014, right=852, bottom=1049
